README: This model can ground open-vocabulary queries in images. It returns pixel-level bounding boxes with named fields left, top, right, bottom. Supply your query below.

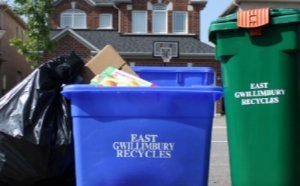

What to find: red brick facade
left=51, top=0, right=118, bottom=30
left=43, top=34, right=92, bottom=63
left=118, top=1, right=200, bottom=36
left=51, top=0, right=201, bottom=37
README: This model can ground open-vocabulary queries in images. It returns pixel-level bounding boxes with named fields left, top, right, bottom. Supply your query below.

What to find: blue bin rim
left=61, top=84, right=223, bottom=93
left=61, top=85, right=224, bottom=101
left=130, top=66, right=214, bottom=73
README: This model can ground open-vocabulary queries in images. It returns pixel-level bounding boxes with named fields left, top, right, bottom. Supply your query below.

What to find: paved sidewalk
left=208, top=116, right=232, bottom=186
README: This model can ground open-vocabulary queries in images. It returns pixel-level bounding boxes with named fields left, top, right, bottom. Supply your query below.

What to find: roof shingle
left=93, top=0, right=113, bottom=3
left=50, top=30, right=215, bottom=54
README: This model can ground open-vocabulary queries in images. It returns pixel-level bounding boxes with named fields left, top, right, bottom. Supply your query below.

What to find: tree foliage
left=9, top=0, right=57, bottom=69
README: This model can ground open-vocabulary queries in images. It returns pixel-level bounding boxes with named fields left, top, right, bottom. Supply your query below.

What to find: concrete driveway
left=208, top=116, right=232, bottom=186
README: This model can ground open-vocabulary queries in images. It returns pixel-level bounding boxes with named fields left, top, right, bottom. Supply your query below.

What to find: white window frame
left=132, top=11, right=147, bottom=33
left=60, top=9, right=87, bottom=29
left=99, top=14, right=113, bottom=29
left=152, top=4, right=167, bottom=34
left=173, top=12, right=188, bottom=34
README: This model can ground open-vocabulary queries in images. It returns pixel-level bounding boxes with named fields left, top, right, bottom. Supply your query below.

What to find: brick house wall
left=119, top=0, right=201, bottom=37
left=51, top=0, right=201, bottom=37
left=0, top=8, right=33, bottom=95
left=43, top=34, right=92, bottom=63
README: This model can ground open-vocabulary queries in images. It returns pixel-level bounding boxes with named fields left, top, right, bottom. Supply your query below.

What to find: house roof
left=220, top=0, right=300, bottom=17
left=50, top=28, right=215, bottom=58
left=0, top=2, right=27, bottom=29
left=94, top=0, right=113, bottom=3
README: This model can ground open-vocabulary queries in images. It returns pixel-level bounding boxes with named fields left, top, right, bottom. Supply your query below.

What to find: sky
left=200, top=0, right=233, bottom=45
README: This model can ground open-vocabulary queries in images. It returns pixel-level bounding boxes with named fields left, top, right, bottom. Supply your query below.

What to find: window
left=173, top=12, right=187, bottom=33
left=100, top=14, right=113, bottom=29
left=132, top=11, right=147, bottom=33
left=154, top=4, right=166, bottom=10
left=153, top=4, right=167, bottom=33
left=61, top=9, right=86, bottom=28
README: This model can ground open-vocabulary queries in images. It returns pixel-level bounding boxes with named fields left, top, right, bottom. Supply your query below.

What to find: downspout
left=112, top=2, right=120, bottom=33
left=0, top=3, right=8, bottom=94
left=0, top=4, right=9, bottom=56
left=233, top=0, right=240, bottom=8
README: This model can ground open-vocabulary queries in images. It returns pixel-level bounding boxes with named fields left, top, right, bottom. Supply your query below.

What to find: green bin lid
left=209, top=8, right=300, bottom=43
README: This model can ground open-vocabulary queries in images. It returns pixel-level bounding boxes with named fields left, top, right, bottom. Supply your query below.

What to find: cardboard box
left=80, top=45, right=138, bottom=84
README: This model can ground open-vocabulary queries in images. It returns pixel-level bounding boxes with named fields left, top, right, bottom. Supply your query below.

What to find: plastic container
left=209, top=8, right=300, bottom=186
left=131, top=66, right=215, bottom=86
left=61, top=85, right=223, bottom=186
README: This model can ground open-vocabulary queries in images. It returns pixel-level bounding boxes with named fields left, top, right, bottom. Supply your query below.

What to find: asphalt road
left=208, top=116, right=232, bottom=186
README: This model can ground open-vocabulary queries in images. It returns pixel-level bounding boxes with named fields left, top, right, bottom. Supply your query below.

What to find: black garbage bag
left=0, top=52, right=84, bottom=186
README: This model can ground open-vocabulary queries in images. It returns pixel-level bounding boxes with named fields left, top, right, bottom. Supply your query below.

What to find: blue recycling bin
left=62, top=77, right=222, bottom=186
left=131, top=66, right=215, bottom=86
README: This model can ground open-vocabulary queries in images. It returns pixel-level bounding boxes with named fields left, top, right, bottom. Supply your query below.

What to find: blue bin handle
left=191, top=85, right=223, bottom=101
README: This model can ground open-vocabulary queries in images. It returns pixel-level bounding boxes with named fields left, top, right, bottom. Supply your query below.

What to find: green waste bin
left=209, top=8, right=300, bottom=186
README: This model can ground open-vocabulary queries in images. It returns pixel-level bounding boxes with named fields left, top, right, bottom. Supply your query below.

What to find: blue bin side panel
left=61, top=85, right=223, bottom=186
left=69, top=90, right=217, bottom=117
left=73, top=117, right=213, bottom=186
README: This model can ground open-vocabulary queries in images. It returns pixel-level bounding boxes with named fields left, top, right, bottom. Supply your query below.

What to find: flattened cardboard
left=80, top=45, right=138, bottom=84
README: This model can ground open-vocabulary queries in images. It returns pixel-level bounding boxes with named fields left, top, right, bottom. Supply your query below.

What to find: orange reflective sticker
left=237, top=8, right=270, bottom=28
